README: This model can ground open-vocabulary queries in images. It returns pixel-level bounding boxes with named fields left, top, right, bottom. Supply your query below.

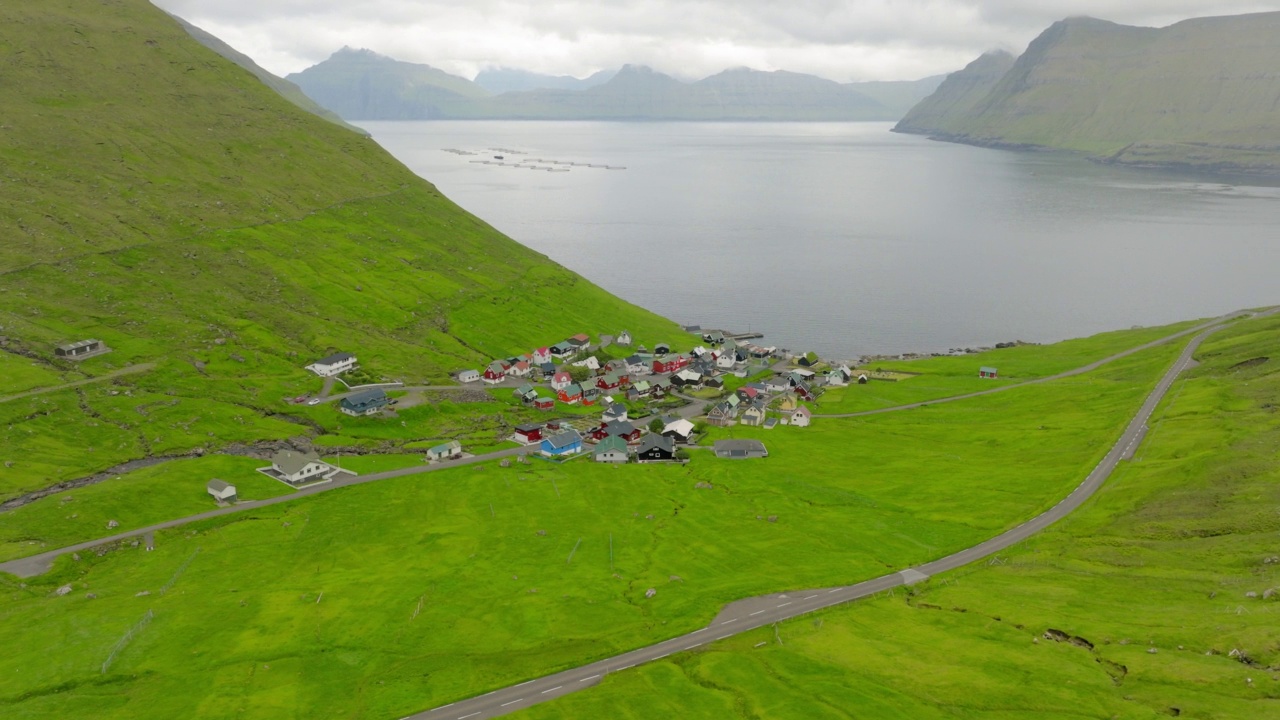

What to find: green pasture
left=0, top=337, right=1188, bottom=719
left=516, top=313, right=1280, bottom=719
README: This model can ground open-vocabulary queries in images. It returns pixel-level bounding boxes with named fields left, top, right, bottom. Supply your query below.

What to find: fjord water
left=362, top=121, right=1280, bottom=358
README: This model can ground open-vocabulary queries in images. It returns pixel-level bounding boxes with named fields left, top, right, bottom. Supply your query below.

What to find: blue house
left=540, top=429, right=584, bottom=458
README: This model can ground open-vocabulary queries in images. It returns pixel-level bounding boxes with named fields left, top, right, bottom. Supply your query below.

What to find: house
left=305, top=351, right=356, bottom=377
left=714, top=439, right=768, bottom=459
left=716, top=352, right=737, bottom=370
left=550, top=341, right=576, bottom=358
left=572, top=356, right=600, bottom=371
left=707, top=401, right=737, bottom=426
left=568, top=333, right=591, bottom=348
left=483, top=362, right=507, bottom=384
left=458, top=369, right=481, bottom=383
left=980, top=366, right=999, bottom=379
left=652, top=355, right=679, bottom=374
left=858, top=374, right=870, bottom=384
left=597, top=372, right=624, bottom=391
left=593, top=436, right=630, bottom=463
left=426, top=440, right=463, bottom=461
left=557, top=383, right=583, bottom=404
left=764, top=376, right=791, bottom=393
left=513, top=424, right=543, bottom=444
left=654, top=342, right=671, bottom=355
left=791, top=406, right=812, bottom=427
left=545, top=419, right=565, bottom=432
left=702, top=330, right=725, bottom=345
left=603, top=403, right=628, bottom=423
left=55, top=339, right=110, bottom=360
left=266, top=450, right=336, bottom=486
left=650, top=379, right=672, bottom=397
left=797, top=351, right=821, bottom=367
left=794, top=382, right=815, bottom=401
left=671, top=369, right=702, bottom=387
left=340, top=388, right=390, bottom=416
left=791, top=369, right=816, bottom=384
left=541, top=429, right=584, bottom=457
left=690, top=345, right=707, bottom=358
left=513, top=383, right=539, bottom=403
left=737, top=386, right=760, bottom=402
left=632, top=380, right=652, bottom=397
left=601, top=420, right=642, bottom=442
left=723, top=394, right=741, bottom=409
left=663, top=418, right=696, bottom=443
left=740, top=405, right=766, bottom=427
left=206, top=479, right=237, bottom=503
left=509, top=361, right=532, bottom=377
left=826, top=367, right=850, bottom=386
left=778, top=394, right=799, bottom=412
left=534, top=397, right=555, bottom=411
left=605, top=358, right=629, bottom=374
left=636, top=434, right=676, bottom=462
left=537, top=362, right=557, bottom=378
left=703, top=376, right=725, bottom=390
left=581, top=386, right=601, bottom=406
left=617, top=330, right=632, bottom=346
left=763, top=417, right=779, bottom=429
left=626, top=355, right=648, bottom=375
left=551, top=371, right=574, bottom=391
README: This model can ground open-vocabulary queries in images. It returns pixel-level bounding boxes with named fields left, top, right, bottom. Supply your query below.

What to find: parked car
left=307, top=397, right=321, bottom=405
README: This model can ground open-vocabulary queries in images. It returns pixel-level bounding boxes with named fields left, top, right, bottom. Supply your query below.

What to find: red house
left=534, top=397, right=555, bottom=411
left=557, top=383, right=583, bottom=404
left=513, top=424, right=543, bottom=443
left=980, top=366, right=998, bottom=379
left=596, top=372, right=624, bottom=390
left=652, top=354, right=690, bottom=374
left=483, top=362, right=506, bottom=384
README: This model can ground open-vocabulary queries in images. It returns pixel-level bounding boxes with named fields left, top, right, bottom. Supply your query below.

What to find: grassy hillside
left=514, top=312, right=1280, bottom=719
left=0, top=0, right=686, bottom=499
left=893, top=51, right=1015, bottom=134
left=896, top=12, right=1280, bottom=173
left=0, top=326, right=1198, bottom=718
left=168, top=14, right=368, bottom=135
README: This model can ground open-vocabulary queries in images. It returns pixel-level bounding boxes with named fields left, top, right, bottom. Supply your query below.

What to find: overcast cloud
left=152, top=1, right=1280, bottom=82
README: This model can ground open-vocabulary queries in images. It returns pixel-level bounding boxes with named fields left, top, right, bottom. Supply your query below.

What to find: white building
left=206, top=479, right=237, bottom=503
left=458, top=369, right=481, bottom=383
left=791, top=406, right=812, bottom=428
left=305, top=352, right=357, bottom=377
left=426, top=440, right=463, bottom=461
left=264, top=450, right=338, bottom=486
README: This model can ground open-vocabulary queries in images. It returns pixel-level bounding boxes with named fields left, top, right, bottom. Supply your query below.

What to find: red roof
left=554, top=371, right=571, bottom=382
left=571, top=333, right=590, bottom=342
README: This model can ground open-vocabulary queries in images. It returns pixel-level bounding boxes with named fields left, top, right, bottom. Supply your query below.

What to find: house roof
left=675, top=369, right=701, bottom=382
left=663, top=419, right=695, bottom=436
left=341, top=388, right=388, bottom=411
left=564, top=383, right=583, bottom=395
left=570, top=333, right=590, bottom=342
left=743, top=405, right=765, bottom=416
left=714, top=439, right=767, bottom=457
left=794, top=406, right=812, bottom=417
left=638, top=434, right=674, bottom=453
left=594, top=436, right=629, bottom=455
left=429, top=440, right=461, bottom=454
left=459, top=369, right=480, bottom=377
left=545, top=429, right=583, bottom=449
left=487, top=361, right=506, bottom=372
left=516, top=383, right=535, bottom=395
left=313, top=351, right=354, bottom=366
left=605, top=403, right=627, bottom=415
left=207, top=479, right=232, bottom=492
left=272, top=449, right=324, bottom=476
left=514, top=423, right=543, bottom=433
left=57, top=339, right=102, bottom=352
left=981, top=366, right=999, bottom=373
left=634, top=380, right=651, bottom=391
left=553, top=371, right=572, bottom=381
left=604, top=420, right=637, bottom=436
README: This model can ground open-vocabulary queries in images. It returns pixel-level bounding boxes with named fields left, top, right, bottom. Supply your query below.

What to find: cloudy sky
left=153, top=1, right=1279, bottom=82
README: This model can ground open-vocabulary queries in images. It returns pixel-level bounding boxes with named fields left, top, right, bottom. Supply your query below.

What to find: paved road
left=813, top=313, right=1250, bottom=418
left=0, top=446, right=529, bottom=578
left=0, top=363, right=156, bottom=404
left=403, top=311, right=1265, bottom=720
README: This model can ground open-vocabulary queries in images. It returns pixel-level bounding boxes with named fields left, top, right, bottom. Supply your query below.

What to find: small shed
left=55, top=339, right=110, bottom=360
left=426, top=440, right=463, bottom=461
left=513, top=424, right=543, bottom=443
left=980, top=367, right=999, bottom=379
left=714, top=439, right=768, bottom=459
left=533, top=397, right=555, bottom=411
left=207, top=479, right=237, bottom=503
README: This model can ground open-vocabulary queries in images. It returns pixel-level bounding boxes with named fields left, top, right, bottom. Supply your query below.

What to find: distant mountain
left=291, top=51, right=930, bottom=121
left=171, top=15, right=367, bottom=135
left=288, top=48, right=491, bottom=120
left=845, top=75, right=948, bottom=119
left=474, top=67, right=617, bottom=94
left=894, top=53, right=1014, bottom=134
left=895, top=12, right=1280, bottom=174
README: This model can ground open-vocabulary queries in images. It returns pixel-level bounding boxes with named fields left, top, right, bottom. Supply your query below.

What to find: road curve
left=404, top=312, right=1264, bottom=720
left=814, top=312, right=1248, bottom=418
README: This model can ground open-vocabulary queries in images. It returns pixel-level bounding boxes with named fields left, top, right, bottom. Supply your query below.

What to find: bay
left=360, top=120, right=1280, bottom=358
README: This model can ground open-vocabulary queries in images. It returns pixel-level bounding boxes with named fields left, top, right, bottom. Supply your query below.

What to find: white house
left=426, top=440, right=463, bottom=461
left=602, top=403, right=628, bottom=423
left=662, top=418, right=696, bottom=443
left=572, top=356, right=600, bottom=371
left=532, top=347, right=553, bottom=364
left=625, top=355, right=648, bottom=375
left=764, top=376, right=791, bottom=393
left=551, top=371, right=573, bottom=391
left=265, top=450, right=338, bottom=486
left=458, top=369, right=481, bottom=383
left=206, top=479, right=237, bottom=503
left=716, top=352, right=737, bottom=370
left=305, top=352, right=357, bottom=377
left=791, top=406, right=812, bottom=427
left=617, top=330, right=632, bottom=346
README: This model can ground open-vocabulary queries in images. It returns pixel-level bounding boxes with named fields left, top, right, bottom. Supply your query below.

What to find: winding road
left=401, top=309, right=1266, bottom=720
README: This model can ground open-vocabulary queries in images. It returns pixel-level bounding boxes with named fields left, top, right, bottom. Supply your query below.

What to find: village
left=285, top=326, right=910, bottom=473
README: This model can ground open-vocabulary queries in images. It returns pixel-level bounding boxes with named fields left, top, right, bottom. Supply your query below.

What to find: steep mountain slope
left=168, top=14, right=367, bottom=135
left=0, top=0, right=684, bottom=497
left=894, top=52, right=1015, bottom=134
left=473, top=67, right=617, bottom=94
left=896, top=12, right=1280, bottom=173
left=287, top=47, right=491, bottom=119
left=845, top=74, right=947, bottom=118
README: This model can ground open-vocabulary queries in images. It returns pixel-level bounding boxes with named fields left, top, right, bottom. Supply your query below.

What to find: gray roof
left=605, top=403, right=627, bottom=415
left=594, top=436, right=629, bottom=455
left=341, top=388, right=389, bottom=412
left=545, top=429, right=583, bottom=449
left=272, top=449, right=323, bottom=476
left=605, top=420, right=637, bottom=436
left=207, top=479, right=232, bottom=492
left=314, top=351, right=354, bottom=366
left=638, top=434, right=674, bottom=454
left=429, top=440, right=462, bottom=454
left=57, top=339, right=101, bottom=352
left=515, top=423, right=543, bottom=432
left=714, top=439, right=767, bottom=458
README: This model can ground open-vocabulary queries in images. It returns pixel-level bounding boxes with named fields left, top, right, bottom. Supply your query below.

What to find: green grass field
left=0, top=334, right=1193, bottom=719
left=512, top=312, right=1280, bottom=719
